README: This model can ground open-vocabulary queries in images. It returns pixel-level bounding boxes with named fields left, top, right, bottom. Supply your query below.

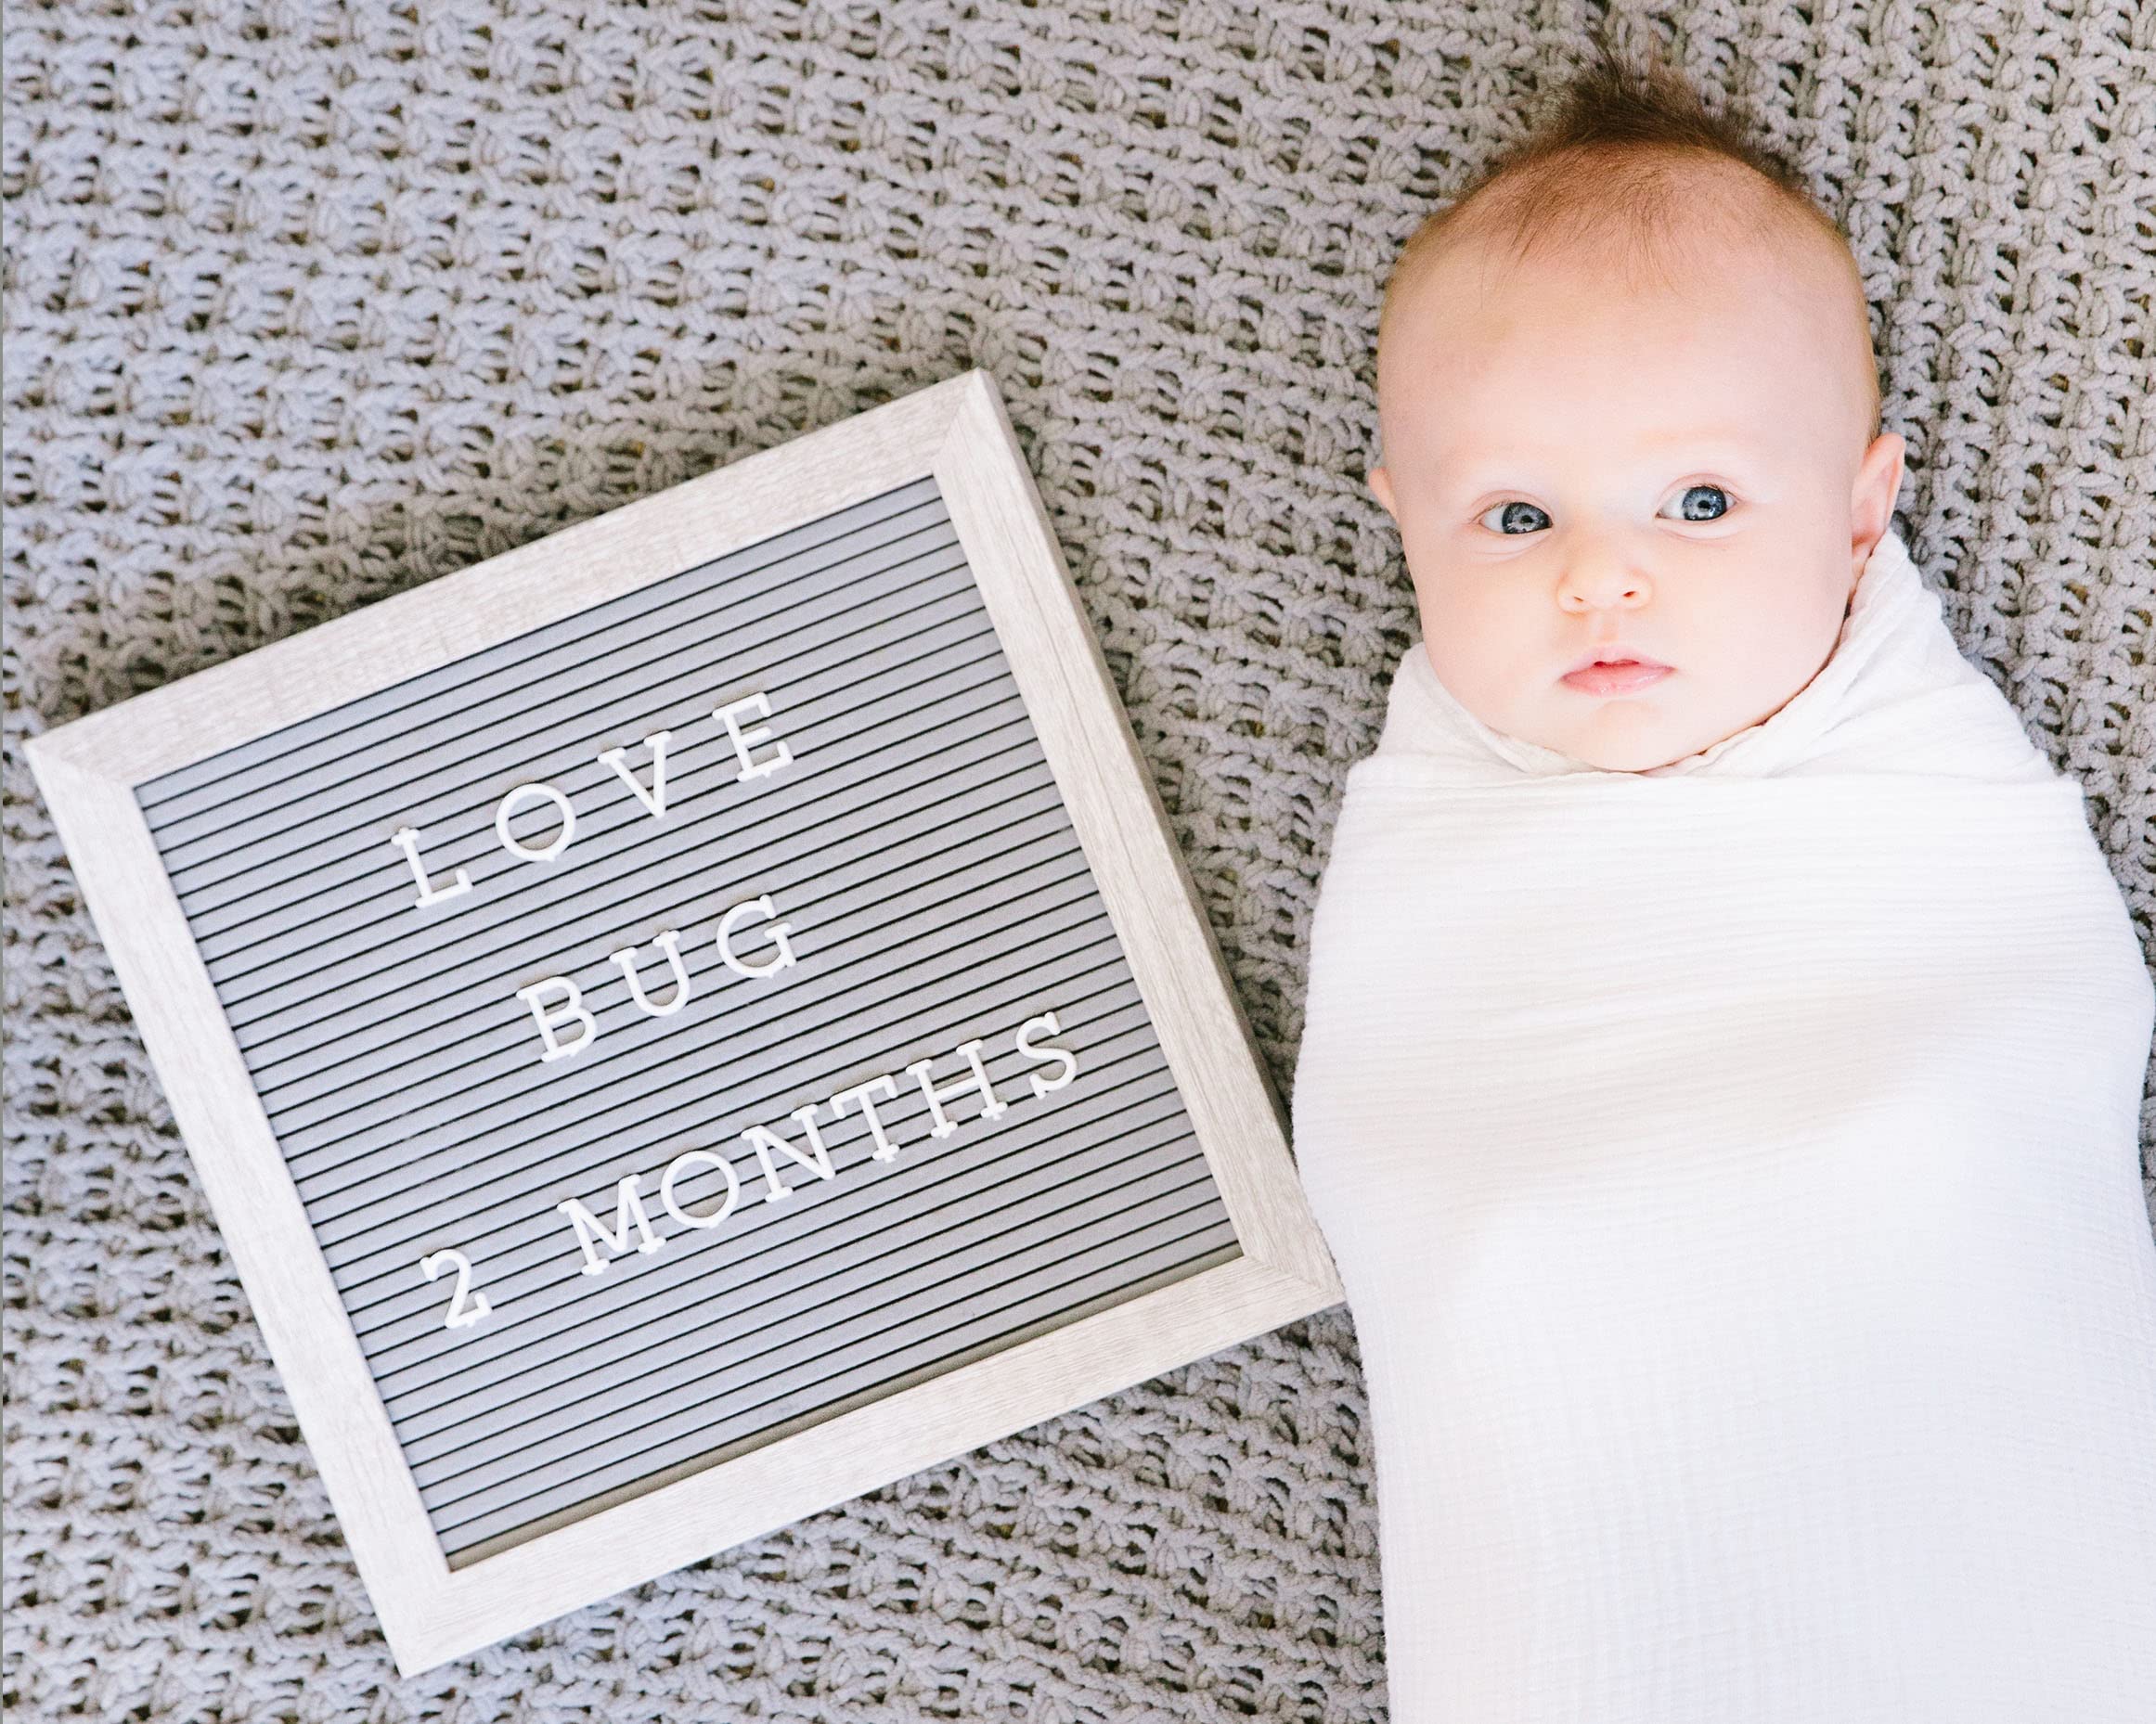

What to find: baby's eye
left=1478, top=500, right=1552, bottom=534
left=1660, top=483, right=1731, bottom=522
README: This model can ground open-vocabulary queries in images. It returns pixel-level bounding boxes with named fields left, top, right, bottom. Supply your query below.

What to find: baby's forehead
left=1384, top=149, right=1850, bottom=338
left=1377, top=154, right=1875, bottom=440
left=1397, top=149, right=1819, bottom=289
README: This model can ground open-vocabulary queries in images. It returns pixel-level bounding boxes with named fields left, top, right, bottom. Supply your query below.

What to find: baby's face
left=1370, top=218, right=1905, bottom=773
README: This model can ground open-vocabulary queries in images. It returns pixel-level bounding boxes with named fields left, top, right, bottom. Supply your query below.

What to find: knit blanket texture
left=5, top=3, right=2152, bottom=1719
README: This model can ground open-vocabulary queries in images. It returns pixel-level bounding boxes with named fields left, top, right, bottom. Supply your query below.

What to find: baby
left=1368, top=49, right=1902, bottom=778
left=1290, top=35, right=2156, bottom=1724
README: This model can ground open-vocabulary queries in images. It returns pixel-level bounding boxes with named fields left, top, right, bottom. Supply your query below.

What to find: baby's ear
left=1367, top=465, right=1398, bottom=520
left=1850, top=431, right=1906, bottom=569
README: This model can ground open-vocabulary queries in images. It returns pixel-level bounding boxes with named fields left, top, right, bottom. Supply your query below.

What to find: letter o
left=661, top=1150, right=742, bottom=1229
left=496, top=781, right=576, bottom=862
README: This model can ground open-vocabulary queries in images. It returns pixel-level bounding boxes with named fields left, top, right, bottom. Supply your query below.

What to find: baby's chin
left=1559, top=732, right=1705, bottom=773
left=1527, top=697, right=1747, bottom=774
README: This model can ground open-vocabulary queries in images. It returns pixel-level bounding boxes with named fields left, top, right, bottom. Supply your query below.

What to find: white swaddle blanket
left=1289, top=527, right=2156, bottom=1723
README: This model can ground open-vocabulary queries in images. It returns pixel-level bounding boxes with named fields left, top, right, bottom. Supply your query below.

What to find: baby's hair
left=1378, top=30, right=1879, bottom=440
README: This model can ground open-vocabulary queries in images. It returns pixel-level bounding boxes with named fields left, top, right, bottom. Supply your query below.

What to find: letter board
left=23, top=368, right=1344, bottom=1675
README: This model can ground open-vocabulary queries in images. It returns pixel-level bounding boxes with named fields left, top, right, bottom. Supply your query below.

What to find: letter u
left=609, top=928, right=693, bottom=1017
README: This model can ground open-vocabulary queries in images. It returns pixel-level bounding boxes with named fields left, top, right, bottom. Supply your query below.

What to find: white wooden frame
left=22, top=367, right=1344, bottom=1676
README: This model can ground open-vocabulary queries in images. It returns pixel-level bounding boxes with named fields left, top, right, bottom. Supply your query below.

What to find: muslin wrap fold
left=1288, top=528, right=2156, bottom=1722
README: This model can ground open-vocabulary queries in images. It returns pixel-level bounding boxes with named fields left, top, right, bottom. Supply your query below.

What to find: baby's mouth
left=1560, top=658, right=1673, bottom=696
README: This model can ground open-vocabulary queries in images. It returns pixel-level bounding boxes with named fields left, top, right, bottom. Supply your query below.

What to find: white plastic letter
left=1014, top=1009, right=1079, bottom=1098
left=741, top=1104, right=837, bottom=1203
left=555, top=1175, right=666, bottom=1275
left=598, top=729, right=673, bottom=819
left=390, top=825, right=473, bottom=910
left=610, top=928, right=692, bottom=1018
left=717, top=894, right=796, bottom=979
left=660, top=1150, right=742, bottom=1229
left=828, top=1073, right=904, bottom=1162
left=715, top=689, right=794, bottom=781
left=518, top=975, right=598, bottom=1061
left=495, top=781, right=576, bottom=862
left=904, top=1039, right=1010, bottom=1140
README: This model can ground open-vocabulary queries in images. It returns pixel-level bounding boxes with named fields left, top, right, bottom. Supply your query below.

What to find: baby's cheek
left=1743, top=577, right=1851, bottom=700
left=1418, top=616, right=1511, bottom=721
left=1422, top=586, right=1529, bottom=681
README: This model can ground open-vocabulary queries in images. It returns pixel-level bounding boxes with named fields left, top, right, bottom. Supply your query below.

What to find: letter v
left=598, top=728, right=673, bottom=818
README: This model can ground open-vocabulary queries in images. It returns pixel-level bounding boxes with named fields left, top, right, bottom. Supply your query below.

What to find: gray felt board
left=134, top=474, right=1238, bottom=1562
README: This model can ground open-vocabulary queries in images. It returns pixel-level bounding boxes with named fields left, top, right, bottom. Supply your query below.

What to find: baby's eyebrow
left=1627, top=432, right=1762, bottom=465
left=1439, top=441, right=1761, bottom=490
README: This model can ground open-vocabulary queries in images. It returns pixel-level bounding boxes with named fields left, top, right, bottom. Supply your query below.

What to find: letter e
left=715, top=689, right=793, bottom=781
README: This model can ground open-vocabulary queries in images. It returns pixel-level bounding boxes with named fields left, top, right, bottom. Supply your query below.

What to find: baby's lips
left=1561, top=646, right=1672, bottom=675
left=1558, top=658, right=1675, bottom=694
left=1578, top=646, right=1672, bottom=672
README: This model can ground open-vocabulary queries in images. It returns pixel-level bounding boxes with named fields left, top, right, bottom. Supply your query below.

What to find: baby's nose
left=1557, top=550, right=1650, bottom=608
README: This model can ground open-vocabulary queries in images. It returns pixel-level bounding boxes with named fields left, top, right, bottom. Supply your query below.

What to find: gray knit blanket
left=6, top=3, right=2150, bottom=1718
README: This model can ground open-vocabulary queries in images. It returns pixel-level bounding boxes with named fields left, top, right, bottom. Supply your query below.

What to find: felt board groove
left=427, top=1201, right=1238, bottom=1524
left=226, top=691, right=1065, bottom=1139
left=440, top=1229, right=1244, bottom=1561
left=311, top=948, right=1146, bottom=1293
left=164, top=525, right=976, bottom=925
left=244, top=777, right=1078, bottom=1119
left=362, top=1044, right=1185, bottom=1418
left=131, top=471, right=1237, bottom=1559
left=351, top=1019, right=1177, bottom=1422
left=150, top=521, right=969, bottom=895
left=307, top=943, right=1146, bottom=1290
left=355, top=1019, right=1180, bottom=1399
left=378, top=1118, right=1207, bottom=1499
left=426, top=1210, right=1240, bottom=1553
left=191, top=624, right=1018, bottom=1004
left=330, top=984, right=1164, bottom=1359
left=162, top=547, right=983, bottom=930
left=408, top=1154, right=1227, bottom=1498
left=134, top=478, right=955, bottom=816
left=368, top=1048, right=1186, bottom=1413
left=213, top=663, right=1037, bottom=1036
left=275, top=847, right=1113, bottom=1190
left=239, top=756, right=1078, bottom=1113
left=239, top=742, right=1061, bottom=1087
left=276, top=838, right=1103, bottom=1164
left=308, top=981, right=1168, bottom=1404
left=413, top=1159, right=1225, bottom=1505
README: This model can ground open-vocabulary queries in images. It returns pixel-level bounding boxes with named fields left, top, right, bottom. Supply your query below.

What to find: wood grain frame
left=21, top=367, right=1344, bottom=1676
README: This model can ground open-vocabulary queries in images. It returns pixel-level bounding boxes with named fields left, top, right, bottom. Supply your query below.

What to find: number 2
left=420, top=1248, right=494, bottom=1330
